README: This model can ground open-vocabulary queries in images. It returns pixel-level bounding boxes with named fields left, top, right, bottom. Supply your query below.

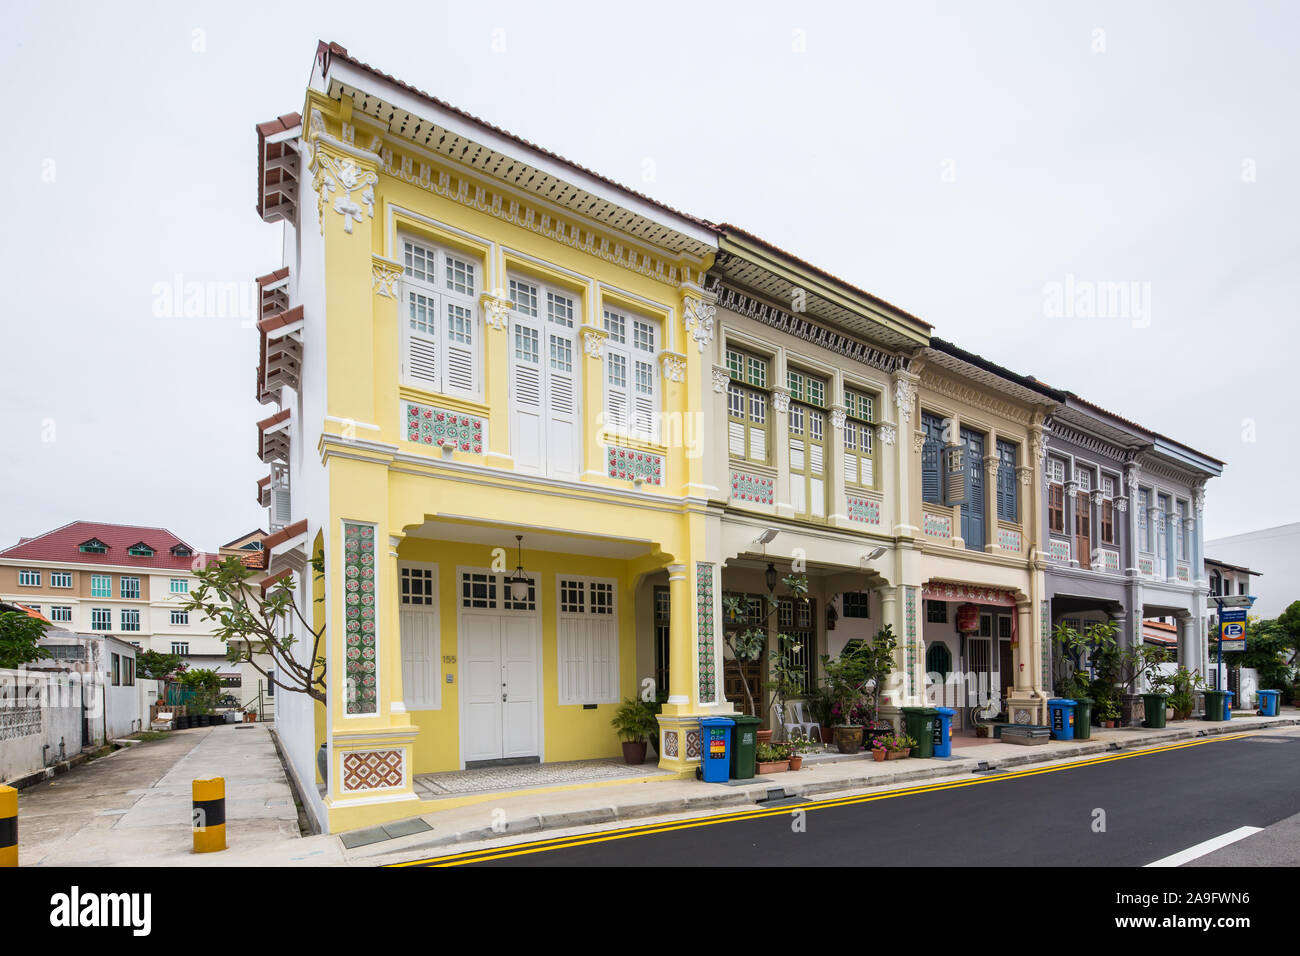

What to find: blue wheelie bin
left=698, top=717, right=735, bottom=783
left=1225, top=691, right=1235, bottom=720
left=934, top=707, right=956, bottom=758
left=1047, top=698, right=1077, bottom=741
left=1258, top=689, right=1280, bottom=716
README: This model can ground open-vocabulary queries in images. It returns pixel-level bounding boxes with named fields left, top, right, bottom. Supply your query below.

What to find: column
left=1175, top=613, right=1195, bottom=671
left=1064, top=477, right=1079, bottom=567
left=875, top=585, right=907, bottom=729
left=657, top=562, right=709, bottom=773
left=579, top=325, right=608, bottom=478
left=773, top=386, right=793, bottom=519
left=829, top=402, right=847, bottom=525
left=481, top=293, right=512, bottom=467
left=984, top=449, right=1000, bottom=553
left=1165, top=511, right=1178, bottom=583
left=1193, top=483, right=1207, bottom=585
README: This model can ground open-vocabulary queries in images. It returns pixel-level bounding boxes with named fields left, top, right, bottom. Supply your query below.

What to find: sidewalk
left=15, top=723, right=344, bottom=866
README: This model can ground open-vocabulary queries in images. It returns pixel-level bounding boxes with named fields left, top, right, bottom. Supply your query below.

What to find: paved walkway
left=14, top=723, right=341, bottom=866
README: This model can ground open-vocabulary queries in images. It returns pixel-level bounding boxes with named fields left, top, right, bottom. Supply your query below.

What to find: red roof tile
left=0, top=521, right=206, bottom=570
left=263, top=519, right=308, bottom=551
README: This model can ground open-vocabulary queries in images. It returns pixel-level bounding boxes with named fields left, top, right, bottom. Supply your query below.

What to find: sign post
left=1213, top=594, right=1255, bottom=694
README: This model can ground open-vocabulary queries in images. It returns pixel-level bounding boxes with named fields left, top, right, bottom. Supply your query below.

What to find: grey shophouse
left=1042, top=394, right=1223, bottom=712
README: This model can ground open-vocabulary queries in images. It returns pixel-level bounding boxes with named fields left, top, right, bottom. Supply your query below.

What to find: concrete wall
left=0, top=668, right=88, bottom=784
left=1206, top=522, right=1300, bottom=620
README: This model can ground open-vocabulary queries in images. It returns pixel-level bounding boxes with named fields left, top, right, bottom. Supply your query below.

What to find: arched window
left=926, top=643, right=952, bottom=678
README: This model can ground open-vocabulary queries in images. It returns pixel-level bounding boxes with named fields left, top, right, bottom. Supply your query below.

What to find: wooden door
left=1075, top=491, right=1092, bottom=570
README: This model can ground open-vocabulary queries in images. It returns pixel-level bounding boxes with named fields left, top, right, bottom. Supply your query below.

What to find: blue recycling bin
left=1047, top=698, right=1077, bottom=741
left=698, top=717, right=735, bottom=783
left=934, top=707, right=956, bottom=758
left=1258, top=690, right=1280, bottom=716
left=1225, top=691, right=1235, bottom=720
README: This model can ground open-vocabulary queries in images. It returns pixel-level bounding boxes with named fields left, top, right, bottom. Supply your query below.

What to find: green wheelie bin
left=728, top=715, right=762, bottom=780
left=1073, top=697, right=1094, bottom=739
left=1203, top=689, right=1228, bottom=722
left=1142, top=693, right=1168, bottom=728
left=901, top=707, right=938, bottom=759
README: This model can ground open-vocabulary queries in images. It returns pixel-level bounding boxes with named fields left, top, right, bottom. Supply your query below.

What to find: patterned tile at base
left=1039, top=600, right=1050, bottom=690
left=730, top=470, right=774, bottom=505
left=997, top=528, right=1023, bottom=552
left=904, top=586, right=918, bottom=698
left=1138, top=556, right=1154, bottom=577
left=343, top=521, right=378, bottom=716
left=696, top=562, right=716, bottom=703
left=404, top=401, right=485, bottom=453
left=1101, top=549, right=1120, bottom=572
left=1176, top=563, right=1190, bottom=582
left=663, top=730, right=678, bottom=758
left=606, top=445, right=664, bottom=485
left=342, top=749, right=404, bottom=791
left=685, top=730, right=701, bottom=760
left=922, top=511, right=952, bottom=539
left=846, top=494, right=881, bottom=525
left=1048, top=538, right=1071, bottom=563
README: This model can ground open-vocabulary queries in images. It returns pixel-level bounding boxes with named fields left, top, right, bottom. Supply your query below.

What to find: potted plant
left=821, top=644, right=871, bottom=754
left=1097, top=698, right=1121, bottom=728
left=884, top=733, right=916, bottom=759
left=807, top=686, right=835, bottom=745
left=611, top=698, right=659, bottom=765
left=871, top=739, right=887, bottom=761
left=787, top=730, right=819, bottom=770
left=721, top=572, right=810, bottom=744
left=755, top=741, right=792, bottom=774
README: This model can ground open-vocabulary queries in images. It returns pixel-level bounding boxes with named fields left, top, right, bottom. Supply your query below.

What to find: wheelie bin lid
left=1049, top=698, right=1077, bottom=706
left=698, top=717, right=735, bottom=728
left=936, top=707, right=956, bottom=716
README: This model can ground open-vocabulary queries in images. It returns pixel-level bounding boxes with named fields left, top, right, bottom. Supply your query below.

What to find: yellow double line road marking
left=392, top=731, right=1257, bottom=867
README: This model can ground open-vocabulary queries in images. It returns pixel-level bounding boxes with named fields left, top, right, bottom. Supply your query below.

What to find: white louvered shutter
left=403, top=283, right=441, bottom=391
left=547, top=333, right=578, bottom=478
left=606, top=350, right=629, bottom=435
left=511, top=319, right=544, bottom=473
left=443, top=301, right=477, bottom=396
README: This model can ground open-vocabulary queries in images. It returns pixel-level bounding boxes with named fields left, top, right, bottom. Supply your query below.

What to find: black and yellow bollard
left=191, top=777, right=226, bottom=853
left=1, top=785, right=16, bottom=867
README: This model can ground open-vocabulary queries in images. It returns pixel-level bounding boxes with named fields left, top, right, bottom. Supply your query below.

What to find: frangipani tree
left=181, top=554, right=326, bottom=704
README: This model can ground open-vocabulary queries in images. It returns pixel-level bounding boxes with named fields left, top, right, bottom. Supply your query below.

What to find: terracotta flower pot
left=789, top=755, right=803, bottom=771
left=756, top=760, right=788, bottom=774
left=886, top=749, right=908, bottom=760
left=757, top=729, right=773, bottom=746
left=872, top=749, right=886, bottom=762
left=833, top=726, right=864, bottom=755
left=621, top=740, right=647, bottom=765
left=820, top=726, right=835, bottom=745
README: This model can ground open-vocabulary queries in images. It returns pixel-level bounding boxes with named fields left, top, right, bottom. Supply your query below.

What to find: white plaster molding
left=660, top=352, right=686, bottom=383
left=893, top=377, right=913, bottom=423
left=371, top=259, right=402, bottom=298
left=772, top=388, right=791, bottom=414
left=711, top=366, right=731, bottom=394
left=582, top=327, right=608, bottom=358
left=876, top=423, right=897, bottom=446
left=683, top=296, right=716, bottom=353
left=830, top=406, right=847, bottom=430
left=481, top=294, right=512, bottom=332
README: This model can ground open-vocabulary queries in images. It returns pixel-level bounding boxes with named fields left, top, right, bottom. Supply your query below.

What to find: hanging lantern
left=507, top=535, right=530, bottom=602
left=956, top=602, right=980, bottom=634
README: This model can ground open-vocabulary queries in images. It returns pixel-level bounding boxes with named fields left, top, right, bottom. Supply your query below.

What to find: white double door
left=462, top=612, right=540, bottom=764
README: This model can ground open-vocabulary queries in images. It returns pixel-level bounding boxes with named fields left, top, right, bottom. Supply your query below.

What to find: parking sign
left=1220, top=608, right=1247, bottom=652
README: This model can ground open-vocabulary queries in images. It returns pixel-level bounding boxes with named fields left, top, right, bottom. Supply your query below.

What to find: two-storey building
left=254, top=42, right=728, bottom=832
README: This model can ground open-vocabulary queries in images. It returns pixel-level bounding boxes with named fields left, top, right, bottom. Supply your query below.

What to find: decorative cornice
left=711, top=365, right=731, bottom=394
left=1064, top=480, right=1079, bottom=496
left=308, top=138, right=378, bottom=236
left=877, top=423, right=897, bottom=446
left=711, top=282, right=906, bottom=374
left=772, top=388, right=791, bottom=414
left=830, top=406, right=847, bottom=430
left=1115, top=495, right=1128, bottom=513
left=1016, top=465, right=1032, bottom=487
left=1193, top=486, right=1206, bottom=513
left=1047, top=419, right=1128, bottom=463
left=373, top=136, right=699, bottom=288
left=683, top=296, right=716, bottom=353
left=913, top=430, right=926, bottom=453
left=660, top=351, right=686, bottom=383
left=919, top=369, right=1033, bottom=426
left=1090, top=489, right=1104, bottom=506
left=481, top=295, right=512, bottom=332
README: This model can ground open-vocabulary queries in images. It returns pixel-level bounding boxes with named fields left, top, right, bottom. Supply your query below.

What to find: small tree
left=860, top=624, right=899, bottom=723
left=721, top=573, right=809, bottom=722
left=1052, top=619, right=1118, bottom=698
left=0, top=610, right=46, bottom=669
left=182, top=554, right=326, bottom=704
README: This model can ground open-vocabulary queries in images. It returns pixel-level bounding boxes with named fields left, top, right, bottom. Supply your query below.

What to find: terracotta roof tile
left=263, top=519, right=308, bottom=551
left=0, top=521, right=203, bottom=570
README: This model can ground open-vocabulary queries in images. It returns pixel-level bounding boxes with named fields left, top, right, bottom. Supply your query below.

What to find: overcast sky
left=2, top=0, right=1296, bottom=551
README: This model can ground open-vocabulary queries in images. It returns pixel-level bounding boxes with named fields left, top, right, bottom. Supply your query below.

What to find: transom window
left=844, top=387, right=875, bottom=423
left=400, top=567, right=436, bottom=606
left=725, top=347, right=768, bottom=389
left=547, top=291, right=575, bottom=328
left=787, top=369, right=826, bottom=408
left=400, top=235, right=481, bottom=398
left=459, top=571, right=537, bottom=612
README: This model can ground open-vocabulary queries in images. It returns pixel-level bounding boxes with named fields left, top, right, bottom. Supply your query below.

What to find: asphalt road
left=410, top=729, right=1300, bottom=867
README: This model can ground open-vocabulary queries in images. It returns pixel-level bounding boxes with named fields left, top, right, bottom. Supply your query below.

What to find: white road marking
left=1145, top=826, right=1264, bottom=867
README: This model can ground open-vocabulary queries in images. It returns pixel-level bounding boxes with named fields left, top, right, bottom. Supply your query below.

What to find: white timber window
left=725, top=347, right=770, bottom=464
left=269, top=461, right=291, bottom=531
left=50, top=606, right=72, bottom=623
left=603, top=307, right=659, bottom=443
left=399, top=236, right=482, bottom=399
left=171, top=641, right=189, bottom=655
left=399, top=564, right=440, bottom=711
left=170, top=578, right=188, bottom=594
left=843, top=386, right=877, bottom=490
left=508, top=274, right=580, bottom=479
left=787, top=369, right=828, bottom=519
left=171, top=610, right=189, bottom=626
left=51, top=571, right=72, bottom=588
left=18, top=569, right=40, bottom=587
left=556, top=576, right=619, bottom=705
